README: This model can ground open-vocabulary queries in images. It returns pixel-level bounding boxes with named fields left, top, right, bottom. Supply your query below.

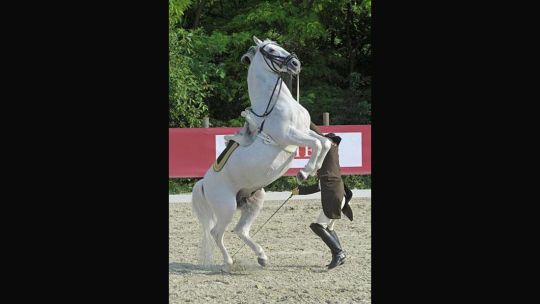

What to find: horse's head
left=247, top=36, right=301, bottom=75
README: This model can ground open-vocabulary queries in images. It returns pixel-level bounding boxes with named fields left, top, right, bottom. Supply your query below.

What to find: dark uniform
left=292, top=122, right=353, bottom=269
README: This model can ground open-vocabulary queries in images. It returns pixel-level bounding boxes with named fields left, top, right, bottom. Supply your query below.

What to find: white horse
left=191, top=36, right=332, bottom=271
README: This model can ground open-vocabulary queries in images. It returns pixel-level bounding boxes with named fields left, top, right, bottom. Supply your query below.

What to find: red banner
left=169, top=125, right=371, bottom=178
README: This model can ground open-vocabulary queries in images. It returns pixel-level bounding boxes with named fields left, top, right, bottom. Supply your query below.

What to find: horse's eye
left=268, top=48, right=275, bottom=53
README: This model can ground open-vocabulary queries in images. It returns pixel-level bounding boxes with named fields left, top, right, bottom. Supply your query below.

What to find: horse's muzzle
left=287, top=58, right=301, bottom=75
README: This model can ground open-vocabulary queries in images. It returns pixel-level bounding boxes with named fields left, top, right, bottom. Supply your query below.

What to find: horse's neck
left=247, top=64, right=293, bottom=114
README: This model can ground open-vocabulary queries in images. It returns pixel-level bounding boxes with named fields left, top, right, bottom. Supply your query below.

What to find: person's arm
left=292, top=179, right=321, bottom=195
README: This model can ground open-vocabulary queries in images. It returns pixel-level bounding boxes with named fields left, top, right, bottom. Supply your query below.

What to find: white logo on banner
left=215, top=132, right=362, bottom=168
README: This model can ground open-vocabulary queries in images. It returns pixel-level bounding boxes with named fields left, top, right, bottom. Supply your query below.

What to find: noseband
left=258, top=43, right=299, bottom=74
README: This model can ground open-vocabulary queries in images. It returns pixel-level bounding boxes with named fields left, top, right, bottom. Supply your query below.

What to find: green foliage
left=171, top=0, right=371, bottom=126
left=169, top=0, right=192, bottom=28
left=169, top=175, right=371, bottom=194
left=343, top=174, right=371, bottom=189
left=265, top=176, right=305, bottom=192
left=169, top=178, right=201, bottom=193
left=169, top=29, right=209, bottom=127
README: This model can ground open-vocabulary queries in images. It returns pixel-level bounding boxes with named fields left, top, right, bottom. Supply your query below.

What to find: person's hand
left=291, top=187, right=299, bottom=195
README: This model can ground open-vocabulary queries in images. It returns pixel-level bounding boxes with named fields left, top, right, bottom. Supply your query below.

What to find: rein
left=249, top=75, right=283, bottom=119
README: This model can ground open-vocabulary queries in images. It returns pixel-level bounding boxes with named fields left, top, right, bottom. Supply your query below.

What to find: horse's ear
left=253, top=36, right=262, bottom=46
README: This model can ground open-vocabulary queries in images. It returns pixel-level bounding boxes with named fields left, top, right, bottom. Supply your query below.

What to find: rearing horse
left=191, top=36, right=332, bottom=271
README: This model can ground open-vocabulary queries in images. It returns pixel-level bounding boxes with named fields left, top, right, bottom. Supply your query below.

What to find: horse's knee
left=232, top=225, right=244, bottom=236
left=252, top=188, right=265, bottom=199
left=322, top=138, right=332, bottom=150
left=313, top=140, right=322, bottom=152
left=211, top=224, right=227, bottom=240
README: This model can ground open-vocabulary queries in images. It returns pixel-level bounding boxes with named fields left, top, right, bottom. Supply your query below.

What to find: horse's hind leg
left=233, top=189, right=268, bottom=266
left=209, top=197, right=237, bottom=271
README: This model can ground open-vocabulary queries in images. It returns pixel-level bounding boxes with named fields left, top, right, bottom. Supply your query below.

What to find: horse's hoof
left=296, top=171, right=308, bottom=184
left=221, top=263, right=233, bottom=273
left=257, top=258, right=267, bottom=267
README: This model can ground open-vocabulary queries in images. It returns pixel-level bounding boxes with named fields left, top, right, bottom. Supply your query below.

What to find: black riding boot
left=326, top=228, right=346, bottom=268
left=310, top=223, right=346, bottom=269
left=327, top=228, right=341, bottom=247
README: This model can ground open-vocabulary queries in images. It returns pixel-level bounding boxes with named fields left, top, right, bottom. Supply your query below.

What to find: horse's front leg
left=241, top=110, right=259, bottom=133
left=308, top=130, right=332, bottom=172
left=281, top=128, right=331, bottom=183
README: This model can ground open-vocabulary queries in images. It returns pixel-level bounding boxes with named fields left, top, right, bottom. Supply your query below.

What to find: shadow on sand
left=170, top=261, right=330, bottom=275
left=169, top=262, right=251, bottom=276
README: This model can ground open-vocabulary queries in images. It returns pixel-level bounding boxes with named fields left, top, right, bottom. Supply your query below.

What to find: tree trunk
left=346, top=1, right=354, bottom=74
left=192, top=0, right=206, bottom=29
left=350, top=49, right=357, bottom=74
left=307, top=0, right=316, bottom=11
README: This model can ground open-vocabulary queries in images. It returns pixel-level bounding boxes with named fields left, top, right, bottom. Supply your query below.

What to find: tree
left=169, top=0, right=221, bottom=127
left=174, top=0, right=371, bottom=126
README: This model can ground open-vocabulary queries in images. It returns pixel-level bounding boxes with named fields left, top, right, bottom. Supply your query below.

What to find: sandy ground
left=169, top=198, right=371, bottom=304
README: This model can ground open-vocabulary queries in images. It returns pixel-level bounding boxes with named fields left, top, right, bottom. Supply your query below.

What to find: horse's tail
left=191, top=179, right=216, bottom=267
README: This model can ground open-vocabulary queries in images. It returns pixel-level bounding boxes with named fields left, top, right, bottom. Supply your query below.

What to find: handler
left=292, top=122, right=353, bottom=270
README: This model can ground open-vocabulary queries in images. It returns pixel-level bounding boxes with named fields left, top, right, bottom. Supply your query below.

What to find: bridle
left=249, top=43, right=300, bottom=126
left=258, top=43, right=298, bottom=74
